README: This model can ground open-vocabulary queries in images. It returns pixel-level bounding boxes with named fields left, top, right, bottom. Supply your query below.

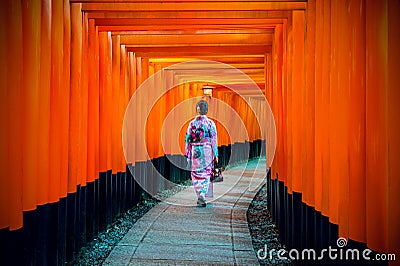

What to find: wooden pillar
left=0, top=2, right=8, bottom=230
left=303, top=0, right=315, bottom=207
left=328, top=0, right=340, bottom=225
left=333, top=0, right=352, bottom=234
left=49, top=0, right=64, bottom=203
left=177, top=79, right=186, bottom=155
left=302, top=0, right=316, bottom=209
left=134, top=56, right=144, bottom=162
left=37, top=0, right=51, bottom=205
left=365, top=0, right=389, bottom=252
left=4, top=0, right=24, bottom=230
left=134, top=57, right=149, bottom=162
left=99, top=31, right=112, bottom=172
left=155, top=64, right=166, bottom=159
left=136, top=56, right=142, bottom=89
left=124, top=52, right=136, bottom=166
left=87, top=19, right=99, bottom=182
left=129, top=53, right=137, bottom=98
left=145, top=62, right=156, bottom=160
left=22, top=0, right=41, bottom=209
left=68, top=3, right=82, bottom=191
left=347, top=0, right=366, bottom=243
left=120, top=44, right=128, bottom=171
left=291, top=9, right=305, bottom=193
left=111, top=35, right=120, bottom=174
left=315, top=0, right=331, bottom=216
left=222, top=92, right=232, bottom=148
left=364, top=0, right=400, bottom=254
left=264, top=53, right=272, bottom=165
left=164, top=69, right=175, bottom=156
left=94, top=25, right=100, bottom=177
left=141, top=57, right=150, bottom=159
left=60, top=0, right=71, bottom=198
left=387, top=0, right=400, bottom=257
left=284, top=17, right=293, bottom=192
left=80, top=11, right=89, bottom=186
left=274, top=23, right=285, bottom=182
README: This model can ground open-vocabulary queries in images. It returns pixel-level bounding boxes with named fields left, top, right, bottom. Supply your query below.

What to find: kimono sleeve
left=209, top=120, right=218, bottom=157
left=184, top=121, right=193, bottom=160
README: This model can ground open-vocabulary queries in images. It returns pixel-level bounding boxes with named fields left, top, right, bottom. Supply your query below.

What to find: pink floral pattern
left=185, top=115, right=218, bottom=198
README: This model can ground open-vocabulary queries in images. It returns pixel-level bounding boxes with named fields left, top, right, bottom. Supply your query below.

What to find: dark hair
left=196, top=100, right=208, bottom=115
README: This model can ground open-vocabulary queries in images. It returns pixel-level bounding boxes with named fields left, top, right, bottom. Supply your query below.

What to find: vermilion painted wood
left=6, top=0, right=24, bottom=230
left=0, top=0, right=399, bottom=260
left=68, top=3, right=83, bottom=192
left=49, top=0, right=64, bottom=203
left=37, top=0, right=51, bottom=206
left=348, top=0, right=366, bottom=244
left=284, top=19, right=293, bottom=193
left=302, top=0, right=315, bottom=208
left=89, top=10, right=291, bottom=20
left=120, top=33, right=273, bottom=46
left=335, top=0, right=351, bottom=234
left=271, top=23, right=283, bottom=182
left=126, top=45, right=271, bottom=57
left=80, top=11, right=89, bottom=186
left=94, top=24, right=100, bottom=179
left=291, top=10, right=304, bottom=194
left=120, top=45, right=129, bottom=172
left=87, top=18, right=98, bottom=183
left=366, top=0, right=389, bottom=253
left=313, top=0, right=324, bottom=216
left=387, top=0, right=400, bottom=258
left=111, top=35, right=121, bottom=174
left=0, top=1, right=9, bottom=229
left=60, top=0, right=71, bottom=199
left=98, top=32, right=113, bottom=172
left=328, top=0, right=340, bottom=226
left=22, top=0, right=41, bottom=211
left=79, top=2, right=307, bottom=12
left=319, top=0, right=331, bottom=218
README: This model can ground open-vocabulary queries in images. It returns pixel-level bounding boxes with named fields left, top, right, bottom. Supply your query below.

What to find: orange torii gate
left=0, top=0, right=399, bottom=265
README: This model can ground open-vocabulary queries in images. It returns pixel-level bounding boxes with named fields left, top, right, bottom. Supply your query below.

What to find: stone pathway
left=104, top=158, right=266, bottom=265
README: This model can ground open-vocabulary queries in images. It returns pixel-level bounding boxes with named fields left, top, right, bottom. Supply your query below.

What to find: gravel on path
left=71, top=180, right=191, bottom=265
left=247, top=183, right=292, bottom=265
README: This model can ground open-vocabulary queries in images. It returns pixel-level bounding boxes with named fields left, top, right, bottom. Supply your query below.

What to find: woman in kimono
left=185, top=100, right=218, bottom=207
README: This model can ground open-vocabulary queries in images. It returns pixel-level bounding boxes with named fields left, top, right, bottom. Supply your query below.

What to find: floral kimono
left=185, top=115, right=218, bottom=198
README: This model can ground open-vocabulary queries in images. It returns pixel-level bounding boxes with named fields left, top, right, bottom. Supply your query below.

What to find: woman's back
left=187, top=115, right=216, bottom=144
left=184, top=100, right=218, bottom=207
